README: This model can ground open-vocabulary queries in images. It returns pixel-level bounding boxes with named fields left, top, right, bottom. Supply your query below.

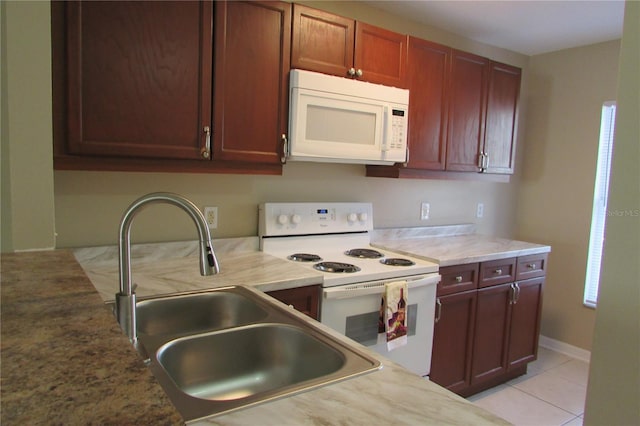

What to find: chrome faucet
left=115, top=192, right=220, bottom=343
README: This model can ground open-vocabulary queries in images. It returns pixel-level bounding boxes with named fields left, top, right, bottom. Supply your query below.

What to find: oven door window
left=345, top=304, right=417, bottom=346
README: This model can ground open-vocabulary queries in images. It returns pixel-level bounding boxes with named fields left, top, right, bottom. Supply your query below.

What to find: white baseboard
left=539, top=335, right=591, bottom=363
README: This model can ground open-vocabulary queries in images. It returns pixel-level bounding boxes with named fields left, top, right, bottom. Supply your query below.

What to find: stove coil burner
left=314, top=262, right=361, bottom=273
left=344, top=248, right=384, bottom=259
left=287, top=253, right=322, bottom=262
left=380, top=258, right=416, bottom=267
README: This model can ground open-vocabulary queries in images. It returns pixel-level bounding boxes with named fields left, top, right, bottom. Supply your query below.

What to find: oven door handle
left=323, top=274, right=440, bottom=300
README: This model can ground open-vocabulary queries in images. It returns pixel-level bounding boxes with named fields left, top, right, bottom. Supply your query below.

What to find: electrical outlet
left=421, top=202, right=430, bottom=220
left=204, top=206, right=218, bottom=229
left=476, top=203, right=484, bottom=218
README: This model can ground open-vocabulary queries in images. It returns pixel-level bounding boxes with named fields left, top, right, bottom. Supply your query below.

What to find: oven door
left=320, top=274, right=439, bottom=376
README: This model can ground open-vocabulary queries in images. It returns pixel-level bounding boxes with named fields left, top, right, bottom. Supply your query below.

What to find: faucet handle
left=200, top=242, right=220, bottom=275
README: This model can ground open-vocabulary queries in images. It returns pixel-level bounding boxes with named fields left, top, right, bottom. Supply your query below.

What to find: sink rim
left=135, top=285, right=382, bottom=422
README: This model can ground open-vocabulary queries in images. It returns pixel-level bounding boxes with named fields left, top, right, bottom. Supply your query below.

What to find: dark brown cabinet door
left=355, top=22, right=407, bottom=87
left=291, top=5, right=406, bottom=87
left=484, top=62, right=521, bottom=174
left=445, top=50, right=488, bottom=172
left=266, top=285, right=320, bottom=320
left=213, top=1, right=291, bottom=164
left=404, top=37, right=449, bottom=170
left=291, top=4, right=354, bottom=77
left=471, top=282, right=512, bottom=385
left=65, top=1, right=212, bottom=160
left=507, top=277, right=544, bottom=370
left=430, top=290, right=477, bottom=393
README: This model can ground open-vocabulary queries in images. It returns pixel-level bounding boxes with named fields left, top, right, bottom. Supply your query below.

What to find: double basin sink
left=131, top=286, right=381, bottom=422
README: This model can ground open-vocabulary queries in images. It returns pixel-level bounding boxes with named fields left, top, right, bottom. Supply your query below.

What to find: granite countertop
left=1, top=250, right=184, bottom=425
left=1, top=242, right=509, bottom=425
left=372, top=225, right=551, bottom=266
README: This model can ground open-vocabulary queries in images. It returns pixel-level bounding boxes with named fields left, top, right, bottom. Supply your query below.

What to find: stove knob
left=291, top=214, right=302, bottom=224
left=347, top=213, right=358, bottom=223
left=358, top=212, right=368, bottom=222
left=277, top=214, right=289, bottom=225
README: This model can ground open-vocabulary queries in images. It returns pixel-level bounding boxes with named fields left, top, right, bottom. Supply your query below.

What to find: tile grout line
left=503, top=380, right=584, bottom=418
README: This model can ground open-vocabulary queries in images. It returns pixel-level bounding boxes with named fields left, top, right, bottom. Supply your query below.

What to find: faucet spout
left=115, top=192, right=220, bottom=342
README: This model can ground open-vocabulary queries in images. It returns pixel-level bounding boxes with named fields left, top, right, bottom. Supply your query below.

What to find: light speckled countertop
left=75, top=237, right=324, bottom=302
left=372, top=226, right=551, bottom=266
left=2, top=236, right=511, bottom=425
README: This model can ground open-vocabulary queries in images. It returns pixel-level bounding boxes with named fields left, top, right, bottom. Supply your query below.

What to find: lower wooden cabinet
left=265, top=284, right=320, bottom=320
left=430, top=289, right=477, bottom=393
left=507, top=277, right=544, bottom=370
left=471, top=283, right=513, bottom=385
left=430, top=254, right=547, bottom=397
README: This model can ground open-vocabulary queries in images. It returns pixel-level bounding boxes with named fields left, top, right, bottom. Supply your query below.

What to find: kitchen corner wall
left=1, top=1, right=56, bottom=252
left=515, top=40, right=621, bottom=351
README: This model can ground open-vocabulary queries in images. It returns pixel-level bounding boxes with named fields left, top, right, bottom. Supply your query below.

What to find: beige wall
left=515, top=40, right=621, bottom=350
left=584, top=1, right=639, bottom=423
left=1, top=1, right=56, bottom=252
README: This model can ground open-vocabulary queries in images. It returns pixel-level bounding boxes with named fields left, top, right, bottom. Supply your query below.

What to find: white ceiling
left=361, top=0, right=625, bottom=56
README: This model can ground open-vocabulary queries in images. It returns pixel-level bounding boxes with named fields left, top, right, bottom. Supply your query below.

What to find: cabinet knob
left=348, top=67, right=356, bottom=77
left=455, top=276, right=463, bottom=283
left=355, top=68, right=363, bottom=77
left=494, top=268, right=503, bottom=275
left=527, top=263, right=536, bottom=269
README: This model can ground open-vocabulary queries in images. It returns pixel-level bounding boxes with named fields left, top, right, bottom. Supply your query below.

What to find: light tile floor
left=467, top=347, right=589, bottom=425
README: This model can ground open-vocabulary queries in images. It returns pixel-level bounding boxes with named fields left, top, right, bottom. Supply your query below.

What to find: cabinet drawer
left=479, top=258, right=516, bottom=288
left=516, top=253, right=548, bottom=280
left=438, top=263, right=479, bottom=296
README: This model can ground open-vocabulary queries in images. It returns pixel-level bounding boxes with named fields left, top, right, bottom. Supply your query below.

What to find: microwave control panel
left=389, top=109, right=407, bottom=150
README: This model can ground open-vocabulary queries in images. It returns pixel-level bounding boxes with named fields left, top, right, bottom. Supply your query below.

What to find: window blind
left=584, top=102, right=616, bottom=308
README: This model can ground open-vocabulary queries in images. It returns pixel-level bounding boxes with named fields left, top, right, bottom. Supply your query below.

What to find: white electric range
left=259, top=202, right=440, bottom=376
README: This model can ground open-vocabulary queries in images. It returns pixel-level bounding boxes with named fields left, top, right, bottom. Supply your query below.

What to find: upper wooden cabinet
left=213, top=1, right=290, bottom=164
left=483, top=61, right=521, bottom=174
left=53, top=1, right=288, bottom=174
left=291, top=5, right=354, bottom=77
left=404, top=37, right=450, bottom=170
left=367, top=43, right=521, bottom=179
left=291, top=4, right=407, bottom=87
left=446, top=50, right=489, bottom=172
left=62, top=1, right=213, bottom=160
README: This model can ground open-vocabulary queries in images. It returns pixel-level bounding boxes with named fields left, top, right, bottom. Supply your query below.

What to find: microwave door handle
left=381, top=106, right=390, bottom=152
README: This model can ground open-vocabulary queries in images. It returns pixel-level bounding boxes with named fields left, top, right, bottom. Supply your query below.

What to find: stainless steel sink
left=157, top=324, right=346, bottom=401
left=136, top=289, right=269, bottom=338
left=132, top=286, right=381, bottom=422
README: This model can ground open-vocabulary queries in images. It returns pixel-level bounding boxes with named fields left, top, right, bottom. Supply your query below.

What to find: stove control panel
left=259, top=202, right=373, bottom=236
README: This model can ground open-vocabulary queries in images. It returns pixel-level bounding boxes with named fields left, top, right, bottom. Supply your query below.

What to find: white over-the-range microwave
left=286, top=69, right=409, bottom=165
